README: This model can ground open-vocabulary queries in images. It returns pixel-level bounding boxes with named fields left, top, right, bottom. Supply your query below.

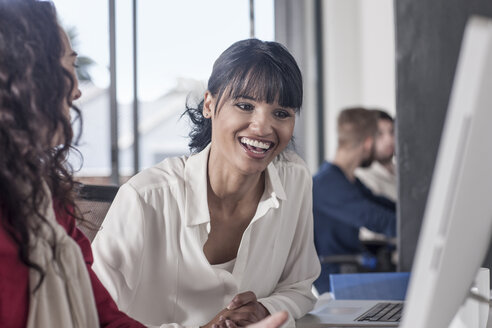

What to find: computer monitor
left=400, top=16, right=492, bottom=328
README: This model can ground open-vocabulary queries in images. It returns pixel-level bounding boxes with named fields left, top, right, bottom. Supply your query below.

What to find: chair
left=319, top=239, right=396, bottom=274
left=75, top=184, right=119, bottom=242
left=329, top=272, right=410, bottom=300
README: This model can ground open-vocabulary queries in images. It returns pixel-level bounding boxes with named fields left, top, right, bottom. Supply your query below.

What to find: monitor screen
left=400, top=16, right=492, bottom=328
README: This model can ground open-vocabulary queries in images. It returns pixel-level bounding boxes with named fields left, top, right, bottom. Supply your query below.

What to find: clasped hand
left=203, top=291, right=271, bottom=328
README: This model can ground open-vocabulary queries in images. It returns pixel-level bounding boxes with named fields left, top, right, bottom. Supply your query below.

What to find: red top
left=0, top=205, right=145, bottom=328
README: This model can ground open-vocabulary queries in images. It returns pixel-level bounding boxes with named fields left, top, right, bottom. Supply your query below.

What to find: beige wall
left=274, top=0, right=396, bottom=171
left=322, top=0, right=396, bottom=160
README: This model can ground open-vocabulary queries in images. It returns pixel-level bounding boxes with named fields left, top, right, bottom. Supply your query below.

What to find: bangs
left=218, top=57, right=302, bottom=111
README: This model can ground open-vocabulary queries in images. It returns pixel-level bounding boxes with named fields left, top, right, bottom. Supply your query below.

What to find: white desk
left=296, top=294, right=398, bottom=327
left=297, top=293, right=492, bottom=328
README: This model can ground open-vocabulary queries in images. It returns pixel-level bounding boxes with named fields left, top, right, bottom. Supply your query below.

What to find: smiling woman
left=204, top=94, right=296, bottom=175
left=92, top=38, right=321, bottom=328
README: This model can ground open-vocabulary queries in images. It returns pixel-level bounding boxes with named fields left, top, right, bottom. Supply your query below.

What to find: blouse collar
left=183, top=144, right=286, bottom=227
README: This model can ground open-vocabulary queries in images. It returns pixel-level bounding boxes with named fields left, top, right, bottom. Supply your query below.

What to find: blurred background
left=55, top=0, right=492, bottom=273
left=54, top=0, right=395, bottom=185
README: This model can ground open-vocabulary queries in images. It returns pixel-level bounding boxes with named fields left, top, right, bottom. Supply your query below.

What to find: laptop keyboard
left=356, top=302, right=403, bottom=322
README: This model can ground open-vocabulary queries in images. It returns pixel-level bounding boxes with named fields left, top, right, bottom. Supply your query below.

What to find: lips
left=239, top=136, right=274, bottom=157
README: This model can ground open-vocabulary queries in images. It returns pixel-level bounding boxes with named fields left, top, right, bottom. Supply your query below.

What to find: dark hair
left=184, top=38, right=303, bottom=153
left=372, top=109, right=394, bottom=123
left=337, top=107, right=378, bottom=148
left=0, top=0, right=81, bottom=289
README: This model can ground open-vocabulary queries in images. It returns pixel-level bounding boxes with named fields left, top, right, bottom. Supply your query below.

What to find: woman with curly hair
left=0, top=2, right=290, bottom=328
left=0, top=0, right=146, bottom=326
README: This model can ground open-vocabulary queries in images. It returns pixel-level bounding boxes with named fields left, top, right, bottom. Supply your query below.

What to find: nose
left=250, top=110, right=273, bottom=136
left=73, top=88, right=82, bottom=101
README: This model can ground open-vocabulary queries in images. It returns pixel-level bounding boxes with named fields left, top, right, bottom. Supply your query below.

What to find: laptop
left=298, top=295, right=402, bottom=327
left=298, top=15, right=492, bottom=328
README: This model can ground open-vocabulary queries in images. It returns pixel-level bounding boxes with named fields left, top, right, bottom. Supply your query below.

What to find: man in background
left=355, top=109, right=397, bottom=202
left=312, top=107, right=396, bottom=294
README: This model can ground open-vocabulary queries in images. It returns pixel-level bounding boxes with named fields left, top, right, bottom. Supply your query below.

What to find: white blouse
left=92, top=145, right=321, bottom=328
left=211, top=258, right=236, bottom=274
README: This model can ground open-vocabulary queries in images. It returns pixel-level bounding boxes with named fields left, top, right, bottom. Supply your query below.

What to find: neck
left=207, top=153, right=265, bottom=217
left=333, top=147, right=362, bottom=182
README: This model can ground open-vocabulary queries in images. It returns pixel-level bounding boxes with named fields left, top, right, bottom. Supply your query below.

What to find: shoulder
left=272, top=149, right=313, bottom=194
left=53, top=201, right=75, bottom=232
left=313, top=161, right=337, bottom=179
left=313, top=162, right=349, bottom=192
left=123, top=155, right=189, bottom=197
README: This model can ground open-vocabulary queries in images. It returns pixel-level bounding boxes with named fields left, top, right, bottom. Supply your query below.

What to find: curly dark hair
left=184, top=38, right=303, bottom=153
left=0, top=0, right=82, bottom=289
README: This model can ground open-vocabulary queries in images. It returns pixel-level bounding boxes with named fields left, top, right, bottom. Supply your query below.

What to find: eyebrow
left=234, top=94, right=291, bottom=109
left=234, top=95, right=256, bottom=101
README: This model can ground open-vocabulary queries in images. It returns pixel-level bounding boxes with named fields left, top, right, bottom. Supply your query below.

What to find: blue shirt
left=312, top=161, right=396, bottom=293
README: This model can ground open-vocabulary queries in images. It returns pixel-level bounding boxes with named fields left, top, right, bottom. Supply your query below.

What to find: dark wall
left=395, top=0, right=492, bottom=272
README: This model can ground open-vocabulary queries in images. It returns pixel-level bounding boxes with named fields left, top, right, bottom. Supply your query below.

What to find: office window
left=53, top=0, right=111, bottom=184
left=55, top=0, right=274, bottom=184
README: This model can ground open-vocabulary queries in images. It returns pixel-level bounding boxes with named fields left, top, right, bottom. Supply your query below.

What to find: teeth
left=241, top=137, right=271, bottom=150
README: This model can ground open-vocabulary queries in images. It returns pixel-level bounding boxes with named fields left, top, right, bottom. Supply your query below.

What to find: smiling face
left=204, top=92, right=296, bottom=176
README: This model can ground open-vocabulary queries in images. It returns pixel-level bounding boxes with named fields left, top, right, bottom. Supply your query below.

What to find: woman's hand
left=224, top=311, right=288, bottom=328
left=202, top=291, right=271, bottom=328
left=200, top=308, right=230, bottom=328
left=221, top=291, right=270, bottom=327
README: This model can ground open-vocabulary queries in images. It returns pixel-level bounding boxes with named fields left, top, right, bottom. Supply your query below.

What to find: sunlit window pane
left=55, top=0, right=274, bottom=184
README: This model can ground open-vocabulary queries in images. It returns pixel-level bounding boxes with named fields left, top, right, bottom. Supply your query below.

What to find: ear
left=203, top=91, right=215, bottom=118
left=363, top=136, right=374, bottom=151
